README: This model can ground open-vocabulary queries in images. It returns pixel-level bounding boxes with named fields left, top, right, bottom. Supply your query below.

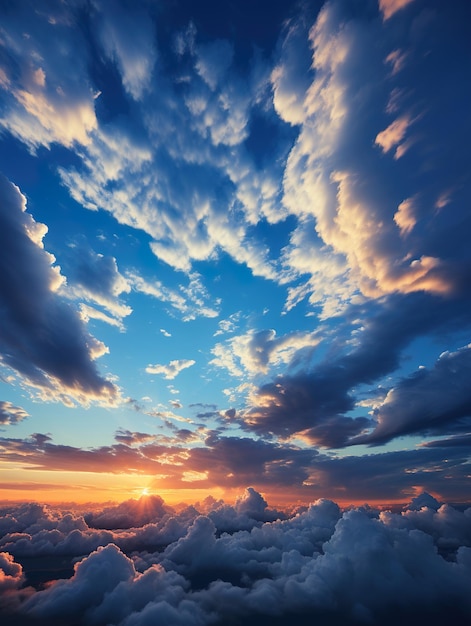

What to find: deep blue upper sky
left=0, top=0, right=470, bottom=504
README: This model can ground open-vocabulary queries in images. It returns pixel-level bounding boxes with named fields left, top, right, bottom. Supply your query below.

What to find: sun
left=140, top=487, right=150, bottom=497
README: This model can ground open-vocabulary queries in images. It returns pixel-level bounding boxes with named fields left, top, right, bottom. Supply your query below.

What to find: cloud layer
left=0, top=489, right=470, bottom=625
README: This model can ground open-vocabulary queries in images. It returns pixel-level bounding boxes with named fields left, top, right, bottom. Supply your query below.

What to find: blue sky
left=0, top=0, right=470, bottom=505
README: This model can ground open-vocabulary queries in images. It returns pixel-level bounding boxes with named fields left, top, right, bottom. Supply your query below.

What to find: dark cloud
left=315, top=446, right=471, bottom=503
left=186, top=433, right=316, bottom=490
left=0, top=174, right=118, bottom=405
left=1, top=430, right=469, bottom=505
left=420, top=434, right=471, bottom=449
left=353, top=345, right=471, bottom=445
left=114, top=429, right=156, bottom=446
left=235, top=0, right=471, bottom=452
left=0, top=401, right=29, bottom=426
left=241, top=288, right=471, bottom=448
left=0, top=434, right=174, bottom=476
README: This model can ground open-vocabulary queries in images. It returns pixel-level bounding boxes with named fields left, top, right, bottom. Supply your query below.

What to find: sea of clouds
left=1, top=488, right=470, bottom=625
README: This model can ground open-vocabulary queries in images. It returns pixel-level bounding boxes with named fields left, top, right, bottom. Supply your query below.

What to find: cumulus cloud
left=0, top=175, right=118, bottom=405
left=0, top=490, right=470, bottom=625
left=146, top=359, right=196, bottom=380
left=241, top=282, right=471, bottom=448
left=85, top=495, right=172, bottom=529
left=0, top=401, right=29, bottom=426
left=0, top=551, right=24, bottom=592
left=210, top=328, right=321, bottom=378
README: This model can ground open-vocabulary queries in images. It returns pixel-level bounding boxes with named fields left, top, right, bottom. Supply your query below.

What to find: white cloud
left=127, top=271, right=220, bottom=322
left=213, top=312, right=242, bottom=337
left=93, top=0, right=157, bottom=100
left=394, top=196, right=417, bottom=236
left=79, top=303, right=125, bottom=330
left=211, top=328, right=320, bottom=378
left=146, top=359, right=196, bottom=380
left=375, top=115, right=412, bottom=157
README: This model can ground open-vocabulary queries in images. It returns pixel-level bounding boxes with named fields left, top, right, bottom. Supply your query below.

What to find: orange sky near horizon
left=0, top=464, right=447, bottom=511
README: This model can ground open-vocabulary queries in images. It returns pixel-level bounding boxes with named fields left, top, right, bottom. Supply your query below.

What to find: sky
left=0, top=0, right=471, bottom=511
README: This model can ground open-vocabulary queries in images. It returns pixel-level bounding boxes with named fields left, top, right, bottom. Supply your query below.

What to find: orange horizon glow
left=1, top=464, right=466, bottom=511
left=1, top=481, right=462, bottom=513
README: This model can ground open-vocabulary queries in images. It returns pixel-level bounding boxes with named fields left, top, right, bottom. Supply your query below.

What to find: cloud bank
left=0, top=489, right=470, bottom=625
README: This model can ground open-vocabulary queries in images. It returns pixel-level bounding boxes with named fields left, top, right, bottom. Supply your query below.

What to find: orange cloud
left=378, top=0, right=415, bottom=21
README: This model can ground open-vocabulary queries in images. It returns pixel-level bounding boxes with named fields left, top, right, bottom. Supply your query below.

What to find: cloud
left=213, top=312, right=242, bottom=337
left=241, top=284, right=471, bottom=448
left=92, top=0, right=157, bottom=100
left=2, top=414, right=470, bottom=503
left=43, top=4, right=282, bottom=280
left=24, top=543, right=137, bottom=617
left=393, top=196, right=417, bottom=236
left=127, top=271, right=220, bottom=322
left=375, top=114, right=412, bottom=157
left=85, top=495, right=172, bottom=529
left=274, top=0, right=470, bottom=312
left=352, top=344, right=471, bottom=445
left=0, top=174, right=118, bottom=406
left=65, top=245, right=131, bottom=327
left=0, top=433, right=179, bottom=477
left=0, top=0, right=97, bottom=150
left=210, top=328, right=321, bottom=378
left=379, top=0, right=415, bottom=21
left=195, top=40, right=234, bottom=91
left=79, top=303, right=126, bottom=330
left=146, top=359, right=196, bottom=380
left=0, top=402, right=29, bottom=426
left=0, top=551, right=24, bottom=592
left=1, top=490, right=470, bottom=625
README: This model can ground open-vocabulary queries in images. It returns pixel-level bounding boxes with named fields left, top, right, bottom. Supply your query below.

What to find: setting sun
left=0, top=0, right=470, bottom=624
